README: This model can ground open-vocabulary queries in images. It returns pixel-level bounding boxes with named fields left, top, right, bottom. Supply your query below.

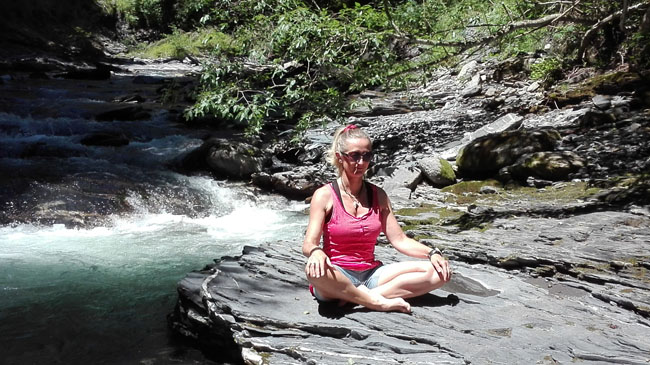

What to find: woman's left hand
left=430, top=254, right=452, bottom=282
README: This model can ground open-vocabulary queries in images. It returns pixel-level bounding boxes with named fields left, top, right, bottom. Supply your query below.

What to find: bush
left=530, top=57, right=563, bottom=83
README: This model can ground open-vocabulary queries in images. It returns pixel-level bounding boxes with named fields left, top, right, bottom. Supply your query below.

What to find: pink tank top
left=322, top=182, right=383, bottom=270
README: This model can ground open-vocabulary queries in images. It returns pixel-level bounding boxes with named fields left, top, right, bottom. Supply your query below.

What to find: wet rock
left=95, top=106, right=151, bottom=121
left=133, top=75, right=168, bottom=84
left=80, top=132, right=129, bottom=147
left=205, top=140, right=269, bottom=179
left=251, top=170, right=324, bottom=200
left=115, top=94, right=145, bottom=103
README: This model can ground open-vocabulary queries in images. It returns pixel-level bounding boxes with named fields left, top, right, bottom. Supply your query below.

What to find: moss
left=129, top=28, right=242, bottom=59
left=441, top=179, right=502, bottom=195
left=439, top=158, right=456, bottom=181
left=396, top=204, right=435, bottom=217
left=260, top=351, right=272, bottom=364
left=396, top=205, right=464, bottom=232
left=548, top=71, right=643, bottom=107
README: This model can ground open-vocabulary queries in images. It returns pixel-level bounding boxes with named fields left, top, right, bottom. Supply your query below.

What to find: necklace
left=341, top=180, right=363, bottom=213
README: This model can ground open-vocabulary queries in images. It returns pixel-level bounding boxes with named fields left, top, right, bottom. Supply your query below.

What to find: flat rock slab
left=170, top=231, right=650, bottom=364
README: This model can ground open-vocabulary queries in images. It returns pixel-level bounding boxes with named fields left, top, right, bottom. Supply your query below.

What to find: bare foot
left=358, top=285, right=411, bottom=313
left=380, top=297, right=411, bottom=313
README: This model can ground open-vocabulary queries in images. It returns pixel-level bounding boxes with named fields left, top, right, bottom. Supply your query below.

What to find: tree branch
left=621, top=0, right=629, bottom=31
left=411, top=11, right=582, bottom=48
left=578, top=1, right=649, bottom=62
left=382, top=0, right=403, bottom=36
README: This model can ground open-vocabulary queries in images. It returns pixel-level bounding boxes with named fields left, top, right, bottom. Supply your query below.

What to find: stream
left=0, top=61, right=308, bottom=364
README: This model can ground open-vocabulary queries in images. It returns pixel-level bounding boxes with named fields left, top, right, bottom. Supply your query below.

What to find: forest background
left=1, top=0, right=649, bottom=136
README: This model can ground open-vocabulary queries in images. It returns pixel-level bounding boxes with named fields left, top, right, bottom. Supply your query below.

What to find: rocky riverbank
left=169, top=57, right=650, bottom=363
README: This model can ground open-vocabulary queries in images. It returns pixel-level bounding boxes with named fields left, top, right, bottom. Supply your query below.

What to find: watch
left=427, top=248, right=442, bottom=259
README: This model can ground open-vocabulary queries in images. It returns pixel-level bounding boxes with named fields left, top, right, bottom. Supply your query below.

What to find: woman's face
left=338, top=137, right=373, bottom=177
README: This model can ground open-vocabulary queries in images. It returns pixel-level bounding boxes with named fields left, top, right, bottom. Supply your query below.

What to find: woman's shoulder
left=365, top=180, right=390, bottom=207
left=312, top=182, right=334, bottom=201
left=365, top=181, right=387, bottom=196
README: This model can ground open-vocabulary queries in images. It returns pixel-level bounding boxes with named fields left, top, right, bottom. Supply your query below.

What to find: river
left=0, top=61, right=308, bottom=364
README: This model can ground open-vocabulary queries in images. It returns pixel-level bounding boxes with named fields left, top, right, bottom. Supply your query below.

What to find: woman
left=302, top=124, right=452, bottom=313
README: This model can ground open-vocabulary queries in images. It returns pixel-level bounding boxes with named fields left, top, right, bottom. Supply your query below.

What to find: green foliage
left=99, top=0, right=163, bottom=28
left=624, top=30, right=650, bottom=70
left=530, top=57, right=563, bottom=83
left=111, top=0, right=650, bottom=136
left=130, top=28, right=241, bottom=59
left=185, top=2, right=407, bottom=135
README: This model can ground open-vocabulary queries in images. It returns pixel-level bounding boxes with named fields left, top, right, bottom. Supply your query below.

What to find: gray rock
left=456, top=129, right=561, bottom=179
left=479, top=185, right=498, bottom=194
left=592, top=94, right=612, bottom=110
left=381, top=165, right=423, bottom=204
left=458, top=60, right=479, bottom=80
left=508, top=151, right=586, bottom=182
left=526, top=81, right=540, bottom=92
left=251, top=170, right=325, bottom=200
left=205, top=140, right=268, bottom=179
left=440, top=113, right=523, bottom=160
left=461, top=85, right=482, bottom=98
left=418, top=155, right=456, bottom=186
left=170, top=209, right=650, bottom=364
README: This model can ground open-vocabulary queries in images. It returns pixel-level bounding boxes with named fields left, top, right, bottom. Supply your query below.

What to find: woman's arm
left=302, top=185, right=333, bottom=278
left=378, top=187, right=451, bottom=280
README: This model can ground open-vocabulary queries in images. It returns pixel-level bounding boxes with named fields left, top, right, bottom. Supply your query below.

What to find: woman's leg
left=306, top=265, right=411, bottom=313
left=370, top=261, right=448, bottom=299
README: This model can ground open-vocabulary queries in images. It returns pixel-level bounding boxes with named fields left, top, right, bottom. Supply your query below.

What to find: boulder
left=440, top=113, right=523, bottom=160
left=592, top=95, right=612, bottom=110
left=456, top=129, right=561, bottom=179
left=418, top=155, right=456, bottom=186
left=505, top=151, right=586, bottom=182
left=380, top=165, right=423, bottom=205
left=169, top=221, right=650, bottom=364
left=251, top=171, right=324, bottom=200
left=205, top=140, right=269, bottom=179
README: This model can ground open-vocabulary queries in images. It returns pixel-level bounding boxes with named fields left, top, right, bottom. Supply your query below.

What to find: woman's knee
left=423, top=263, right=450, bottom=286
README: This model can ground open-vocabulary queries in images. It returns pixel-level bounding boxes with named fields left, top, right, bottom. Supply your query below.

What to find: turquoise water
left=0, top=69, right=309, bottom=363
left=0, top=181, right=308, bottom=364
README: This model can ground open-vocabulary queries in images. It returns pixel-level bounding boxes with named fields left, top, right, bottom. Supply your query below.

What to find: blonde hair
left=327, top=125, right=372, bottom=176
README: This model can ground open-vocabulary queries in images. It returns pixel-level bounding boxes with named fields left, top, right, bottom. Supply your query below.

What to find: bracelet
left=427, top=248, right=442, bottom=259
left=309, top=247, right=324, bottom=256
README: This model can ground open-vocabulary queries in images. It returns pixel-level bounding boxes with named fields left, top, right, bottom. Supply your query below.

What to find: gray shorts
left=312, top=264, right=386, bottom=302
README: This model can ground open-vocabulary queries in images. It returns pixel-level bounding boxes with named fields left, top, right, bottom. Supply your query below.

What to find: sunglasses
left=341, top=151, right=374, bottom=162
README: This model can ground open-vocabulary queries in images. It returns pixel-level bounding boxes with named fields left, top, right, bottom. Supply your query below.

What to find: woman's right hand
left=305, top=247, right=332, bottom=278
